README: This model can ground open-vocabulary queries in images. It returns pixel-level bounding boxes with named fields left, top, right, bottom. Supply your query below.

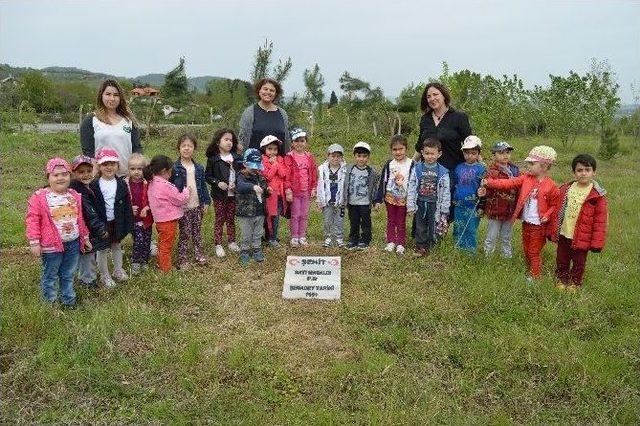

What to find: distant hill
left=1, top=64, right=225, bottom=93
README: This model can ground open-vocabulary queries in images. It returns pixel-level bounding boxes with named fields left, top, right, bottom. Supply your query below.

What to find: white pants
left=484, top=219, right=514, bottom=258
left=96, top=242, right=124, bottom=278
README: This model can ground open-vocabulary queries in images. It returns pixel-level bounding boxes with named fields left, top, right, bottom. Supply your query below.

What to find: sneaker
left=290, top=238, right=300, bottom=247
left=299, top=237, right=309, bottom=247
left=396, top=245, right=405, bottom=255
left=269, top=240, right=281, bottom=248
left=102, top=276, right=117, bottom=289
left=323, top=238, right=332, bottom=248
left=228, top=242, right=240, bottom=252
left=384, top=242, right=396, bottom=252
left=413, top=247, right=427, bottom=257
left=336, top=238, right=345, bottom=248
left=150, top=241, right=158, bottom=256
left=555, top=281, right=567, bottom=291
left=239, top=251, right=251, bottom=265
left=196, top=256, right=207, bottom=265
left=346, top=241, right=358, bottom=250
left=112, top=269, right=129, bottom=282
left=253, top=249, right=265, bottom=262
left=566, top=284, right=580, bottom=293
left=177, top=262, right=191, bottom=271
left=79, top=279, right=98, bottom=289
left=357, top=242, right=369, bottom=250
left=215, top=244, right=226, bottom=258
left=131, top=263, right=142, bottom=275
left=61, top=303, right=77, bottom=310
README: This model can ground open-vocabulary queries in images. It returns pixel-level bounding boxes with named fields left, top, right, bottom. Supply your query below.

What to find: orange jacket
left=486, top=173, right=559, bottom=235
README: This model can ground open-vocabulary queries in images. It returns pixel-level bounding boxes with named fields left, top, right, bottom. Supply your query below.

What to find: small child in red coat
left=550, top=154, right=608, bottom=292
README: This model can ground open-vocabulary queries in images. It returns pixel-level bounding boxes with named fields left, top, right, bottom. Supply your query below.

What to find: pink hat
left=71, top=154, right=94, bottom=171
left=95, top=148, right=120, bottom=164
left=45, top=157, right=71, bottom=175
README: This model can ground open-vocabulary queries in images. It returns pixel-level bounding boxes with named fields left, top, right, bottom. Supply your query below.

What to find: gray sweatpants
left=238, top=216, right=264, bottom=251
left=322, top=205, right=344, bottom=240
left=96, top=242, right=124, bottom=278
left=78, top=252, right=97, bottom=284
left=483, top=219, right=514, bottom=258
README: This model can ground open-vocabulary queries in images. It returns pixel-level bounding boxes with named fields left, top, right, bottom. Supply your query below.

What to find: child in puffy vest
left=483, top=141, right=520, bottom=258
left=550, top=154, right=608, bottom=292
left=26, top=158, right=91, bottom=307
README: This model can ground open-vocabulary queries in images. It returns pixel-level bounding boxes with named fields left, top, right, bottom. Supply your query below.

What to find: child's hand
left=218, top=182, right=229, bottom=190
left=540, top=216, right=548, bottom=223
left=140, top=206, right=149, bottom=218
left=311, top=188, right=316, bottom=198
left=30, top=244, right=41, bottom=257
left=477, top=187, right=487, bottom=197
left=285, top=189, right=293, bottom=202
left=477, top=209, right=484, bottom=217
left=373, top=203, right=381, bottom=211
left=253, top=185, right=264, bottom=195
left=84, top=240, right=92, bottom=252
left=132, top=205, right=139, bottom=216
left=203, top=204, right=209, bottom=214
left=228, top=182, right=235, bottom=190
left=407, top=209, right=416, bottom=216
left=269, top=156, right=277, bottom=164
left=481, top=178, right=488, bottom=187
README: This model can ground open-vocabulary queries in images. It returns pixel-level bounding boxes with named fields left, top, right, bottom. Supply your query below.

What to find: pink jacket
left=283, top=151, right=318, bottom=196
left=25, top=188, right=90, bottom=253
left=147, top=175, right=191, bottom=223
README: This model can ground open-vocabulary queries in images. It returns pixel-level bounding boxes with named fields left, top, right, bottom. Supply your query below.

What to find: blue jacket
left=171, top=159, right=212, bottom=206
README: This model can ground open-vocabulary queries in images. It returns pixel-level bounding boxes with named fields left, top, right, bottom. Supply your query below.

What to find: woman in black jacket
left=205, top=128, right=243, bottom=258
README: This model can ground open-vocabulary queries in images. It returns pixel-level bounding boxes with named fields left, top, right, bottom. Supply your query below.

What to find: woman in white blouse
left=81, top=79, right=142, bottom=176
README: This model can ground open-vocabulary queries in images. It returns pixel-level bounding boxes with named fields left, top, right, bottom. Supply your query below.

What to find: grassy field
left=1, top=130, right=639, bottom=424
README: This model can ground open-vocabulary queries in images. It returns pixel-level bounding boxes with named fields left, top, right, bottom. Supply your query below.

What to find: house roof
left=132, top=87, right=160, bottom=96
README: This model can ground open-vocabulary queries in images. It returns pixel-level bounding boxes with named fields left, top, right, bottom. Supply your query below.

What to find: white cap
left=260, top=135, right=282, bottom=148
left=353, top=141, right=371, bottom=153
left=461, top=135, right=482, bottom=150
left=327, top=143, right=344, bottom=154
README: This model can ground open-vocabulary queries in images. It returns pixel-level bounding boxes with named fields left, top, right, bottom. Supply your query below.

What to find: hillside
left=0, top=64, right=223, bottom=93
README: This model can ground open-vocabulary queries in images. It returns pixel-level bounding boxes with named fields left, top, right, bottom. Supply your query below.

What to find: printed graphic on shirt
left=385, top=169, right=408, bottom=205
left=350, top=171, right=369, bottom=198
left=418, top=168, right=438, bottom=198
left=47, top=191, right=80, bottom=242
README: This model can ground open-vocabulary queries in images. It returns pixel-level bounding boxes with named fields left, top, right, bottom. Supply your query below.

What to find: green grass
left=1, top=131, right=639, bottom=424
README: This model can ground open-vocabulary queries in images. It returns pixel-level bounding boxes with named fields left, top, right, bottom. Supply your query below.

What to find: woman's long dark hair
left=206, top=128, right=239, bottom=157
left=143, top=155, right=173, bottom=181
left=420, top=82, right=452, bottom=113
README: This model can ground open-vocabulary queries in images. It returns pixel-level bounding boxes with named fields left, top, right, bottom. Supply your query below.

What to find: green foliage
left=250, top=40, right=292, bottom=84
left=205, top=78, right=252, bottom=127
left=598, top=126, right=620, bottom=159
left=19, top=70, right=62, bottom=113
left=303, top=63, right=325, bottom=119
left=162, top=57, right=190, bottom=108
left=328, top=90, right=338, bottom=109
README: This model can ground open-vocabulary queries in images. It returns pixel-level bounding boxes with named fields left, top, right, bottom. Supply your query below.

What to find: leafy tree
left=585, top=58, right=620, bottom=134
left=328, top=90, right=338, bottom=109
left=396, top=82, right=423, bottom=113
left=599, top=126, right=619, bottom=159
left=163, top=57, right=190, bottom=107
left=303, top=63, right=325, bottom=118
left=19, top=70, right=61, bottom=112
left=250, top=40, right=292, bottom=84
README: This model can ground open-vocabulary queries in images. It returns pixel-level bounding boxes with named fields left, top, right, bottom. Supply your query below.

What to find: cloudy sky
left=1, top=0, right=638, bottom=102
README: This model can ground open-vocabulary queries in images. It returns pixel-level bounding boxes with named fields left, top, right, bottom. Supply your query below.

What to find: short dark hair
left=353, top=147, right=370, bottom=156
left=420, top=82, right=452, bottom=113
left=143, top=155, right=173, bottom=181
left=390, top=134, right=408, bottom=148
left=572, top=153, right=597, bottom=172
left=254, top=78, right=283, bottom=101
left=421, top=137, right=442, bottom=151
left=463, top=147, right=481, bottom=154
left=176, top=133, right=197, bottom=150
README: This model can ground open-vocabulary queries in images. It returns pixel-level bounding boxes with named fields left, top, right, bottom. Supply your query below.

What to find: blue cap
left=491, top=141, right=514, bottom=153
left=290, top=128, right=307, bottom=141
left=243, top=148, right=263, bottom=170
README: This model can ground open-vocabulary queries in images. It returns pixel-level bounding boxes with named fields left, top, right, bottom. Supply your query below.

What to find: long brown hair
left=420, top=82, right=452, bottom=114
left=95, top=79, right=137, bottom=125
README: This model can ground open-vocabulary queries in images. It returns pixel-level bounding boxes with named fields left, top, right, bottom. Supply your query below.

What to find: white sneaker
left=299, top=237, right=309, bottom=246
left=336, top=238, right=345, bottom=248
left=102, top=276, right=116, bottom=289
left=323, top=238, right=332, bottom=248
left=112, top=269, right=129, bottom=282
left=396, top=245, right=405, bottom=255
left=215, top=244, right=226, bottom=258
left=150, top=241, right=158, bottom=256
left=384, top=242, right=396, bottom=252
left=290, top=238, right=300, bottom=247
left=131, top=263, right=141, bottom=275
left=228, top=242, right=240, bottom=252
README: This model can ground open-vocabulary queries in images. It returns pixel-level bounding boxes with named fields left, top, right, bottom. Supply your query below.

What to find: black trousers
left=348, top=204, right=372, bottom=244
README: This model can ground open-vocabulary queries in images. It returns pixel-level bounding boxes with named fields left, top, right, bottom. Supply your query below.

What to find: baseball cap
left=524, top=145, right=557, bottom=164
left=45, top=157, right=71, bottom=175
left=490, top=141, right=514, bottom=153
left=260, top=135, right=282, bottom=148
left=290, top=128, right=307, bottom=141
left=353, top=141, right=371, bottom=153
left=243, top=148, right=264, bottom=170
left=71, top=154, right=94, bottom=171
left=327, top=143, right=344, bottom=154
left=95, top=148, right=120, bottom=164
left=461, top=135, right=482, bottom=150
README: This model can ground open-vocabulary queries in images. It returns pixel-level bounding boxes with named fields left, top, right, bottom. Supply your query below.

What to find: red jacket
left=484, top=162, right=520, bottom=220
left=125, top=178, right=154, bottom=229
left=486, top=173, right=559, bottom=235
left=262, top=154, right=288, bottom=232
left=550, top=181, right=608, bottom=251
left=283, top=151, right=318, bottom=196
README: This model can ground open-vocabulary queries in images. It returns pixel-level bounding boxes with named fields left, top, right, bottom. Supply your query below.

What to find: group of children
left=26, top=128, right=608, bottom=307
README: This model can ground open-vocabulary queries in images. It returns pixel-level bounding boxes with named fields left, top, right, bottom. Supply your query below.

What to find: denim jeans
left=41, top=239, right=80, bottom=305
